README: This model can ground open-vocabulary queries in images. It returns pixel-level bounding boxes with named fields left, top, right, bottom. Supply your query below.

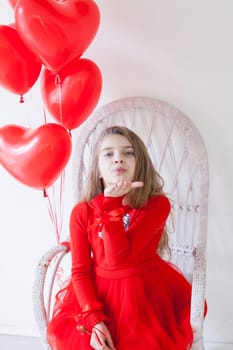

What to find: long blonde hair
left=81, top=126, right=169, bottom=254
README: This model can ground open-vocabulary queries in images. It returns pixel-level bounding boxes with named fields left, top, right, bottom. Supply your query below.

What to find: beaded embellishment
left=123, top=213, right=130, bottom=230
left=98, top=230, right=104, bottom=239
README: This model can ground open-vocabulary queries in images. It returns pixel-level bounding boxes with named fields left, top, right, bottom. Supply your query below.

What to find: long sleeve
left=69, top=202, right=106, bottom=331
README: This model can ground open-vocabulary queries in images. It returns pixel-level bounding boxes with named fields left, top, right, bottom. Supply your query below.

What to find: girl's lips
left=114, top=167, right=126, bottom=174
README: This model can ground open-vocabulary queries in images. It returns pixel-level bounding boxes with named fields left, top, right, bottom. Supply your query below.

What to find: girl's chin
left=105, top=175, right=133, bottom=186
left=111, top=178, right=129, bottom=184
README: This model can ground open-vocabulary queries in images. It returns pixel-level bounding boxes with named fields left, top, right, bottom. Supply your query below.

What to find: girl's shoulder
left=70, top=200, right=89, bottom=220
left=147, top=194, right=171, bottom=212
left=149, top=194, right=170, bottom=203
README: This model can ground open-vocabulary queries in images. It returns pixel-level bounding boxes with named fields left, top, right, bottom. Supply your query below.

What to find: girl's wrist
left=76, top=309, right=107, bottom=334
left=90, top=193, right=125, bottom=212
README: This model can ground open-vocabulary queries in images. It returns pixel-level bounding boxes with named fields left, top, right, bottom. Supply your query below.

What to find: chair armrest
left=190, top=246, right=207, bottom=348
left=32, top=243, right=70, bottom=345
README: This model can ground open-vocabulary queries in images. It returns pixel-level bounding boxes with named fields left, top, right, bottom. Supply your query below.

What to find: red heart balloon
left=0, top=25, right=42, bottom=95
left=0, top=123, right=72, bottom=190
left=15, top=0, right=100, bottom=71
left=41, top=58, right=102, bottom=130
left=8, top=0, right=19, bottom=8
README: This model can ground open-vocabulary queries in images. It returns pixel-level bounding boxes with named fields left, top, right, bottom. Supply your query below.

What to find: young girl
left=47, top=126, right=194, bottom=350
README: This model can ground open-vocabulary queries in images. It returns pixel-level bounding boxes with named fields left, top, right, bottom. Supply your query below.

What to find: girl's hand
left=90, top=322, right=116, bottom=350
left=104, top=180, right=144, bottom=197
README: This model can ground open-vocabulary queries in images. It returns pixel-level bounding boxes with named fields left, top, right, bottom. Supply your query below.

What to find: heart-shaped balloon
left=8, top=0, right=19, bottom=8
left=15, top=0, right=100, bottom=71
left=0, top=123, right=72, bottom=189
left=41, top=58, right=102, bottom=130
left=0, top=25, right=42, bottom=95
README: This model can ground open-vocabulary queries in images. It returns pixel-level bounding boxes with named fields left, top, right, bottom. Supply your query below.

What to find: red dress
left=47, top=194, right=193, bottom=350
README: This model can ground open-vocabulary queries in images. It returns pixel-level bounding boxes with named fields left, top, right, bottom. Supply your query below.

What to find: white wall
left=0, top=0, right=232, bottom=344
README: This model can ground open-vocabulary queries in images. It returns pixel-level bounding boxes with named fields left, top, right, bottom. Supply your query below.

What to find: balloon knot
left=19, top=95, right=24, bottom=103
left=55, top=73, right=62, bottom=86
left=43, top=189, right=48, bottom=197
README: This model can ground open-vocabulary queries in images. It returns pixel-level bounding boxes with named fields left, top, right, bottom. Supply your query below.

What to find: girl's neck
left=122, top=195, right=131, bottom=206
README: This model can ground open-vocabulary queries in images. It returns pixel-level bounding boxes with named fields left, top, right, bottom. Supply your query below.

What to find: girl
left=47, top=126, right=193, bottom=350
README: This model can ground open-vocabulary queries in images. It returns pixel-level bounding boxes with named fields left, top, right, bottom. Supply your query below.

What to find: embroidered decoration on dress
left=98, top=213, right=130, bottom=239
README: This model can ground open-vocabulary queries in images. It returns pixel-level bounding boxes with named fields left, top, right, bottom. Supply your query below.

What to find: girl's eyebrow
left=100, top=145, right=134, bottom=152
left=100, top=147, right=113, bottom=152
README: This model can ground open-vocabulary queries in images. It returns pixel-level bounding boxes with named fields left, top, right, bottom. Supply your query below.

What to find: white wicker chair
left=32, top=96, right=209, bottom=350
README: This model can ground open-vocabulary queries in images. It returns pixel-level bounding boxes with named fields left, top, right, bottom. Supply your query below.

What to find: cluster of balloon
left=0, top=0, right=102, bottom=242
left=0, top=0, right=102, bottom=192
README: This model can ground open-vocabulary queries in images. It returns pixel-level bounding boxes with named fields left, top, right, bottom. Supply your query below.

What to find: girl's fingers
left=116, top=181, right=143, bottom=189
left=90, top=323, right=115, bottom=350
left=105, top=181, right=144, bottom=197
left=131, top=181, right=144, bottom=188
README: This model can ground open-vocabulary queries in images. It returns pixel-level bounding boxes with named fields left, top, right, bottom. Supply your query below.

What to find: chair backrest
left=33, top=96, right=209, bottom=349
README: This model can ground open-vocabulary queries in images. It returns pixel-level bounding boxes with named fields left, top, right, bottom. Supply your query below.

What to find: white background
left=0, top=0, right=232, bottom=345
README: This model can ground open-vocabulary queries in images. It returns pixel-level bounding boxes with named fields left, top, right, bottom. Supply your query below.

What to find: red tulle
left=47, top=257, right=194, bottom=350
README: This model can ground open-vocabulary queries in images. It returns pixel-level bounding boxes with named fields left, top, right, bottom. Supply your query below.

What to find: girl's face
left=98, top=134, right=136, bottom=187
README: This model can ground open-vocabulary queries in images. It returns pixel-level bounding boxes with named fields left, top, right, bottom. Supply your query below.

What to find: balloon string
left=43, top=105, right=48, bottom=124
left=43, top=179, right=66, bottom=288
left=55, top=73, right=63, bottom=125
left=58, top=170, right=65, bottom=237
left=43, top=169, right=66, bottom=244
left=46, top=190, right=60, bottom=244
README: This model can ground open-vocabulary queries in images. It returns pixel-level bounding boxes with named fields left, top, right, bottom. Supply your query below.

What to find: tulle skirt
left=47, top=257, right=193, bottom=350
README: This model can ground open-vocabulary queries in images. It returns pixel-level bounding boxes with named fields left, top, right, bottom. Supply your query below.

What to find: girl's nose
left=114, top=159, right=123, bottom=163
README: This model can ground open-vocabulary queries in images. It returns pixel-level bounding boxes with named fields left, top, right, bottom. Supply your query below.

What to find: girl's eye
left=125, top=150, right=135, bottom=156
left=103, top=152, right=113, bottom=157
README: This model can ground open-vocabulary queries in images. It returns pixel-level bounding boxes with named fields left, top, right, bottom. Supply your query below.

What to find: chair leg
left=43, top=344, right=51, bottom=350
left=191, top=339, right=205, bottom=350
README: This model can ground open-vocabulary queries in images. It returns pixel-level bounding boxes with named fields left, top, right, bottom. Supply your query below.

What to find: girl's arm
left=70, top=202, right=106, bottom=332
